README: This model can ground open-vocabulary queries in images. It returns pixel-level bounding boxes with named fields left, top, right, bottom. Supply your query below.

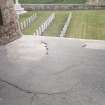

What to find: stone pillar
left=0, top=0, right=21, bottom=45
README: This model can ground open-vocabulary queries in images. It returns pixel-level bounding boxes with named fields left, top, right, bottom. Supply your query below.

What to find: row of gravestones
left=34, top=13, right=55, bottom=36
left=20, top=13, right=37, bottom=31
left=60, top=12, right=72, bottom=37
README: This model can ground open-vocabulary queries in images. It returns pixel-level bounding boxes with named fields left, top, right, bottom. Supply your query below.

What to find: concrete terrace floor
left=0, top=36, right=105, bottom=105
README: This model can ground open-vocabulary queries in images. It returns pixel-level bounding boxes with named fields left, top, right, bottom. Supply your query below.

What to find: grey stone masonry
left=88, top=0, right=105, bottom=5
left=0, top=0, right=21, bottom=45
left=21, top=4, right=105, bottom=11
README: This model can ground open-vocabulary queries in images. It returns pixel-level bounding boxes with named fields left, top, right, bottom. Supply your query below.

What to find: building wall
left=0, top=0, right=21, bottom=45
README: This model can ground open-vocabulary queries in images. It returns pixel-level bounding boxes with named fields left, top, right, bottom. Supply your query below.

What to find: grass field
left=19, top=0, right=87, bottom=4
left=19, top=10, right=105, bottom=40
left=43, top=11, right=68, bottom=37
left=66, top=10, right=105, bottom=40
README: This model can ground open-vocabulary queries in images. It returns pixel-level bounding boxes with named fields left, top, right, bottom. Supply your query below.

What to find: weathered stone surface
left=0, top=81, right=32, bottom=105
left=0, top=0, right=21, bottom=45
left=0, top=36, right=105, bottom=105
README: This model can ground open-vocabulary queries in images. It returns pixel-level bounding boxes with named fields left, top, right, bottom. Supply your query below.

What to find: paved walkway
left=0, top=36, right=105, bottom=105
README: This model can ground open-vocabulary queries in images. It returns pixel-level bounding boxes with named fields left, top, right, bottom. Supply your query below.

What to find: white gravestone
left=60, top=13, right=72, bottom=37
left=41, top=25, right=44, bottom=32
left=23, top=21, right=26, bottom=29
left=36, top=30, right=39, bottom=36
left=39, top=27, right=42, bottom=35
left=20, top=13, right=37, bottom=31
left=20, top=23, right=24, bottom=30
left=34, top=13, right=55, bottom=36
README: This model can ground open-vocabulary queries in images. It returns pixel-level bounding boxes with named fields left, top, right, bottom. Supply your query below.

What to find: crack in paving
left=0, top=76, right=77, bottom=95
left=0, top=78, right=33, bottom=94
left=0, top=77, right=73, bottom=105
left=0, top=78, right=35, bottom=105
left=0, top=77, right=70, bottom=95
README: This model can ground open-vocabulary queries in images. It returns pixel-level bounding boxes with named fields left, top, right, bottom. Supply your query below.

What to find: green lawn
left=19, top=10, right=105, bottom=40
left=66, top=10, right=105, bottom=40
left=43, top=11, right=68, bottom=37
left=22, top=11, right=51, bottom=35
left=19, top=0, right=86, bottom=4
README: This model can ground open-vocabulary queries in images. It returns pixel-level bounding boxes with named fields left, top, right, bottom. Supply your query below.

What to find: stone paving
left=0, top=36, right=105, bottom=105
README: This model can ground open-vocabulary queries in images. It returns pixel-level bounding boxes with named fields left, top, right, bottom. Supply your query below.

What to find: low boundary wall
left=21, top=4, right=105, bottom=11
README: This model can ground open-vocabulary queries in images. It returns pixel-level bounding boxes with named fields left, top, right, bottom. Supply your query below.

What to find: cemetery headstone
left=20, top=13, right=37, bottom=31
left=34, top=13, right=55, bottom=36
left=60, top=13, right=72, bottom=37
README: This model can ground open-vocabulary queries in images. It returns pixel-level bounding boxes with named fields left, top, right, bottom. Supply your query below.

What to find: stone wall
left=88, top=0, right=105, bottom=5
left=87, top=0, right=98, bottom=4
left=21, top=4, right=105, bottom=11
left=0, top=0, right=21, bottom=45
left=99, top=0, right=105, bottom=5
